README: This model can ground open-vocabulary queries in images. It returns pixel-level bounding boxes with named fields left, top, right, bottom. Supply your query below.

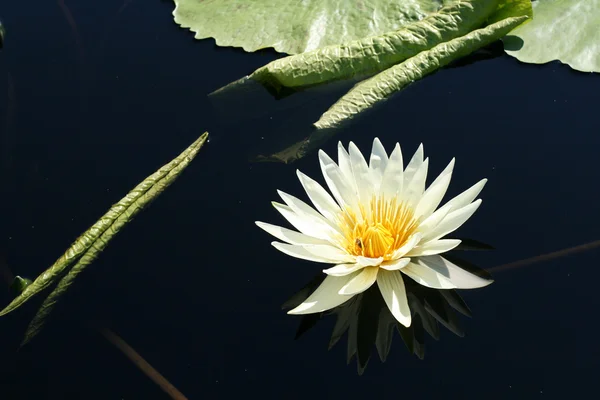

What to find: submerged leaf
left=503, top=0, right=600, bottom=73
left=249, top=0, right=500, bottom=93
left=172, top=0, right=446, bottom=55
left=314, top=15, right=528, bottom=130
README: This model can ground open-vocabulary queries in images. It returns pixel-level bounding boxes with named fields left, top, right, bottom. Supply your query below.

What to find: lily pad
left=249, top=0, right=500, bottom=92
left=172, top=0, right=447, bottom=54
left=503, top=0, right=600, bottom=73
left=314, top=16, right=527, bottom=130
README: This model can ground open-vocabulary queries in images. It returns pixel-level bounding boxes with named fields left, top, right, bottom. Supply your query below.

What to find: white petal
left=403, top=158, right=429, bottom=207
left=339, top=266, right=379, bottom=295
left=403, top=143, right=424, bottom=187
left=337, top=142, right=356, bottom=191
left=418, top=255, right=494, bottom=289
left=377, top=270, right=411, bottom=327
left=417, top=202, right=452, bottom=234
left=369, top=138, right=388, bottom=188
left=414, top=159, right=455, bottom=219
left=391, top=232, right=422, bottom=259
left=422, top=200, right=482, bottom=242
left=288, top=273, right=357, bottom=314
left=319, top=150, right=358, bottom=210
left=441, top=178, right=487, bottom=213
left=356, top=256, right=384, bottom=267
left=401, top=262, right=456, bottom=289
left=407, top=239, right=461, bottom=257
left=380, top=257, right=411, bottom=271
left=349, top=142, right=375, bottom=209
left=278, top=190, right=341, bottom=234
left=272, top=202, right=335, bottom=242
left=296, top=170, right=341, bottom=223
left=323, top=263, right=364, bottom=276
left=380, top=143, right=403, bottom=199
left=255, top=221, right=330, bottom=245
left=271, top=242, right=355, bottom=264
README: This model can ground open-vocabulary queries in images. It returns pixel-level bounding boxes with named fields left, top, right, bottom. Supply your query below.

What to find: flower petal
left=403, top=158, right=429, bottom=208
left=369, top=138, right=388, bottom=188
left=272, top=202, right=335, bottom=241
left=271, top=242, right=355, bottom=264
left=255, top=221, right=330, bottom=245
left=356, top=256, right=384, bottom=267
left=441, top=178, right=487, bottom=213
left=323, top=263, right=364, bottom=276
left=407, top=239, right=462, bottom=257
left=380, top=143, right=403, bottom=199
left=403, top=143, right=424, bottom=187
left=391, top=232, right=422, bottom=259
left=278, top=190, right=341, bottom=235
left=296, top=170, right=341, bottom=223
left=288, top=273, right=358, bottom=314
left=422, top=199, right=482, bottom=242
left=377, top=270, right=411, bottom=327
left=319, top=150, right=358, bottom=210
left=380, top=257, right=411, bottom=271
left=349, top=142, right=375, bottom=208
left=414, top=159, right=455, bottom=219
left=401, top=261, right=456, bottom=289
left=339, top=266, right=379, bottom=295
left=417, top=202, right=452, bottom=234
left=337, top=142, right=356, bottom=192
left=418, top=255, right=494, bottom=289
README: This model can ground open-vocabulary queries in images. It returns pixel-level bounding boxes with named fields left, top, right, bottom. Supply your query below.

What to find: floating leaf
left=0, top=133, right=208, bottom=343
left=249, top=0, right=500, bottom=93
left=314, top=15, right=528, bottom=130
left=486, top=0, right=532, bottom=24
left=172, top=0, right=446, bottom=55
left=19, top=133, right=209, bottom=345
left=503, top=0, right=600, bottom=73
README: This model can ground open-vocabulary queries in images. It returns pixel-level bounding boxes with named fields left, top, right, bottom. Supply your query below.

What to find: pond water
left=0, top=1, right=599, bottom=399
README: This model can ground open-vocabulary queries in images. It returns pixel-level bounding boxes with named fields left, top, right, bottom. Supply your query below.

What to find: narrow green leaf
left=486, top=0, right=533, bottom=25
left=314, top=16, right=528, bottom=130
left=1, top=133, right=209, bottom=318
left=19, top=132, right=209, bottom=345
left=249, top=0, right=500, bottom=93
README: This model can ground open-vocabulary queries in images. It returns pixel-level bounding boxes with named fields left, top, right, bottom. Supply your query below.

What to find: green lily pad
left=172, top=0, right=447, bottom=55
left=503, top=0, right=600, bottom=73
left=315, top=16, right=528, bottom=130
left=249, top=0, right=500, bottom=93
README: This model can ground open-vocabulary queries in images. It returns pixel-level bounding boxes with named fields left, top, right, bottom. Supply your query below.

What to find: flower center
left=338, top=195, right=418, bottom=260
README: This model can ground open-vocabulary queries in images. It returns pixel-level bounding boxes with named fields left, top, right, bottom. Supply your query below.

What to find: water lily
left=256, top=138, right=493, bottom=327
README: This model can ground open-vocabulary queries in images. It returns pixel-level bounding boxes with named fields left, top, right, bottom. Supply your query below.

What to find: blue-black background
left=0, top=1, right=599, bottom=399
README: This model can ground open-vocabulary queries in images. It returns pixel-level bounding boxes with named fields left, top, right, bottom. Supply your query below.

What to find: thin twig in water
left=488, top=239, right=600, bottom=273
left=95, top=325, right=189, bottom=400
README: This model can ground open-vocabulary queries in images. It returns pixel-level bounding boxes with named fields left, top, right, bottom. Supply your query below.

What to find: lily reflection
left=283, top=246, right=492, bottom=374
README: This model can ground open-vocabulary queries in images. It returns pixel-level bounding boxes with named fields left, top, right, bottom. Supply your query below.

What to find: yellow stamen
left=338, top=195, right=418, bottom=260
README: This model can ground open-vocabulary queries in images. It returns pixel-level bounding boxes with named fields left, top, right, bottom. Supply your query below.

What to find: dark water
left=0, top=1, right=599, bottom=399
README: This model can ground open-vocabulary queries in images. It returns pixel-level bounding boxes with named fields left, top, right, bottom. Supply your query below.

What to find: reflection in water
left=283, top=259, right=479, bottom=374
left=283, top=237, right=600, bottom=374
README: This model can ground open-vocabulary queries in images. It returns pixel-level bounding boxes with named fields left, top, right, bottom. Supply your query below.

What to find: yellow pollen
left=338, top=195, right=418, bottom=260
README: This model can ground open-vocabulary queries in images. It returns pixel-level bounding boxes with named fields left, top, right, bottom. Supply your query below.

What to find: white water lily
left=256, top=139, right=493, bottom=327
